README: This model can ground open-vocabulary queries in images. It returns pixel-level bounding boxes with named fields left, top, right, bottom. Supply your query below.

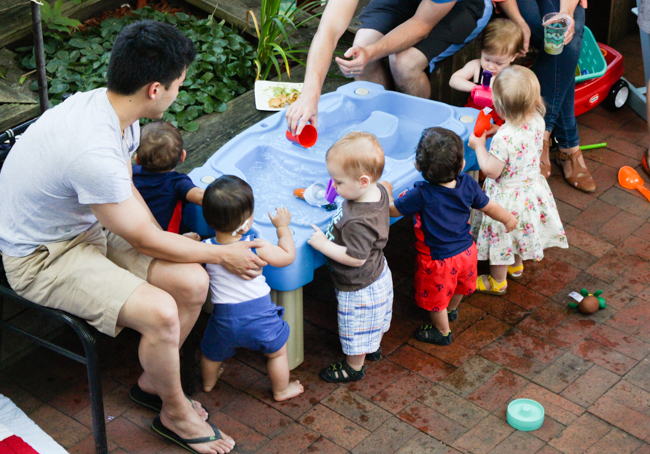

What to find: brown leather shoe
left=540, top=139, right=552, bottom=179
left=556, top=149, right=596, bottom=193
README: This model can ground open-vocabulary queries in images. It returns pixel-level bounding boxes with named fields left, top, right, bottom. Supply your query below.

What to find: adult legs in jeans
left=516, top=0, right=596, bottom=192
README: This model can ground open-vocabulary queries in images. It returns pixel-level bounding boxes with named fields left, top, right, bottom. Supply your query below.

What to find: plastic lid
left=303, top=183, right=328, bottom=206
left=507, top=399, right=545, bottom=431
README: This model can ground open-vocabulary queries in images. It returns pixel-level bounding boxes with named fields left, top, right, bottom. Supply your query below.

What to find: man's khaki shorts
left=2, top=223, right=154, bottom=336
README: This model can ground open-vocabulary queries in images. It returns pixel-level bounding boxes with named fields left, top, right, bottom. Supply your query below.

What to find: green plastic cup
left=543, top=13, right=569, bottom=55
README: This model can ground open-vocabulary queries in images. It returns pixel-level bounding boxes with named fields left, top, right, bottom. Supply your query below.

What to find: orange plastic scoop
left=618, top=166, right=650, bottom=202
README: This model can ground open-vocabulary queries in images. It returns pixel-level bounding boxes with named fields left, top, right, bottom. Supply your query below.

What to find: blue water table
left=184, top=81, right=484, bottom=368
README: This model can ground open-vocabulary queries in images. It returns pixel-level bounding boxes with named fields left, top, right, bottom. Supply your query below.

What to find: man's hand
left=335, top=46, right=372, bottom=77
left=270, top=207, right=292, bottom=229
left=286, top=97, right=318, bottom=136
left=219, top=240, right=267, bottom=280
left=504, top=214, right=518, bottom=233
left=308, top=224, right=328, bottom=251
left=468, top=131, right=487, bottom=150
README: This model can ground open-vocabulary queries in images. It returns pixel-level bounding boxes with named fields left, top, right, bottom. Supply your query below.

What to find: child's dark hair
left=136, top=121, right=183, bottom=172
left=203, top=175, right=254, bottom=233
left=415, top=127, right=464, bottom=184
left=107, top=20, right=196, bottom=95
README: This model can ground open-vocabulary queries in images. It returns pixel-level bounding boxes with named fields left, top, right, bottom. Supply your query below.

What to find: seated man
left=0, top=20, right=263, bottom=454
left=286, top=0, right=493, bottom=135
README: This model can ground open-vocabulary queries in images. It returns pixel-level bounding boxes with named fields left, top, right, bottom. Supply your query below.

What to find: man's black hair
left=203, top=175, right=255, bottom=233
left=107, top=20, right=196, bottom=95
left=415, top=127, right=464, bottom=184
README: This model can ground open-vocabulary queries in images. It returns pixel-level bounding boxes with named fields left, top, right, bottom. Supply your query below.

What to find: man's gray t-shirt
left=0, top=88, right=140, bottom=257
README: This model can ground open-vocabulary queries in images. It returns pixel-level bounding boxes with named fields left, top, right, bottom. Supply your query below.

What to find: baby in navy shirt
left=132, top=121, right=203, bottom=233
left=383, top=127, right=516, bottom=345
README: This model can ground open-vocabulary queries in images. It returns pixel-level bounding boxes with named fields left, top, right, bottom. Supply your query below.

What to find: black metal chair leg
left=180, top=327, right=198, bottom=396
left=62, top=314, right=107, bottom=454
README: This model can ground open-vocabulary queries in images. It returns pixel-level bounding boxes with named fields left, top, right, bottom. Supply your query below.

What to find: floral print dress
left=472, top=114, right=568, bottom=265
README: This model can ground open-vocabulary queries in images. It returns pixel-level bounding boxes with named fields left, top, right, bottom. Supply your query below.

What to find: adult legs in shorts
left=355, top=0, right=491, bottom=98
left=116, top=259, right=237, bottom=453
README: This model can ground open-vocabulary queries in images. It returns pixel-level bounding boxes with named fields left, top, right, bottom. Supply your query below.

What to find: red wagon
left=574, top=42, right=628, bottom=116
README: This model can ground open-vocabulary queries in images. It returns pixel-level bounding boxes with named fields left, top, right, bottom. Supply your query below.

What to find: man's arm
left=336, top=1, right=455, bottom=74
left=285, top=0, right=360, bottom=135
left=90, top=196, right=267, bottom=277
left=131, top=182, right=163, bottom=229
left=495, top=0, right=531, bottom=55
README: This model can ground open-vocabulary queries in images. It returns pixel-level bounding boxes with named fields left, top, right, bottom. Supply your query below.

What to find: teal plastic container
left=507, top=399, right=545, bottom=431
left=576, top=26, right=607, bottom=83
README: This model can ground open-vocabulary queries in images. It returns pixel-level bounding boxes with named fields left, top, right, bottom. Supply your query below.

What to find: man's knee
left=389, top=48, right=428, bottom=82
left=127, top=287, right=181, bottom=340
left=175, top=264, right=210, bottom=306
left=353, top=28, right=384, bottom=48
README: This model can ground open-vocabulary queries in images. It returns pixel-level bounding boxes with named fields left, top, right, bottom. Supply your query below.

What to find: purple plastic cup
left=325, top=179, right=338, bottom=203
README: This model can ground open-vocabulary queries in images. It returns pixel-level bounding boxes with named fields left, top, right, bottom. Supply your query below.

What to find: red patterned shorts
left=414, top=243, right=478, bottom=312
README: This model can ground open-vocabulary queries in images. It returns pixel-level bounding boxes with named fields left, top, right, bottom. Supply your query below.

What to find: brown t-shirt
left=325, top=183, right=390, bottom=292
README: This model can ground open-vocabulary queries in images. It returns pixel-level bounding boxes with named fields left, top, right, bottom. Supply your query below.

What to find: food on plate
left=267, top=85, right=301, bottom=108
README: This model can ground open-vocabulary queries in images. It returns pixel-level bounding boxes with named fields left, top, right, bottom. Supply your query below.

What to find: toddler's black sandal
left=447, top=308, right=458, bottom=322
left=366, top=347, right=382, bottom=361
left=415, top=325, right=453, bottom=346
left=320, top=360, right=366, bottom=383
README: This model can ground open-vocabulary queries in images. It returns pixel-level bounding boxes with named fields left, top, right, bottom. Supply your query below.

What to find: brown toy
left=568, top=289, right=606, bottom=315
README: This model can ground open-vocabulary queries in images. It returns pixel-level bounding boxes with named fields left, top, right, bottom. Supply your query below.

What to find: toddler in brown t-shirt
left=308, top=132, right=393, bottom=383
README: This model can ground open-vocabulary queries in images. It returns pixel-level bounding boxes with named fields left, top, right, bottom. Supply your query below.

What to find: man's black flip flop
left=129, top=384, right=210, bottom=419
left=152, top=415, right=227, bottom=454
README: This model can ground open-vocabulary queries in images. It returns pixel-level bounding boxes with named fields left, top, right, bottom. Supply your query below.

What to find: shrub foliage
left=16, top=7, right=257, bottom=131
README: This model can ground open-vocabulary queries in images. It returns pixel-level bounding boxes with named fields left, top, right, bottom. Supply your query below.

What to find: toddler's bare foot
left=273, top=380, right=304, bottom=402
left=202, top=367, right=224, bottom=393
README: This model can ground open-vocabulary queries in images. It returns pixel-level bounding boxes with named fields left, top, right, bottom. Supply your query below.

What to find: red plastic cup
left=286, top=124, right=318, bottom=148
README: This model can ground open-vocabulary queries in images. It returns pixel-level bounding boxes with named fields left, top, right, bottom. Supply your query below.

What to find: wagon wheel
left=602, top=79, right=629, bottom=111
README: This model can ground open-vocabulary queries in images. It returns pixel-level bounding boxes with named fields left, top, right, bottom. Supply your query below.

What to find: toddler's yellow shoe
left=476, top=275, right=507, bottom=295
left=507, top=264, right=524, bottom=280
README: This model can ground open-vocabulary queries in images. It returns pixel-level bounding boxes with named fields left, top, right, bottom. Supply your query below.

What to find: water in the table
left=244, top=148, right=333, bottom=226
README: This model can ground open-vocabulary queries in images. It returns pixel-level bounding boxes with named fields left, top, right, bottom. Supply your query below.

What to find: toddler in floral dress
left=469, top=66, right=568, bottom=295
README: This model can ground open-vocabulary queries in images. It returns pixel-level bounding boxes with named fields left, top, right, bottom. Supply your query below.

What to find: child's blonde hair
left=326, top=131, right=385, bottom=182
left=482, top=18, right=525, bottom=58
left=493, top=66, right=546, bottom=125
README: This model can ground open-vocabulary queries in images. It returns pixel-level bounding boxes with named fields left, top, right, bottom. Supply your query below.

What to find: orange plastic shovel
left=618, top=166, right=650, bottom=202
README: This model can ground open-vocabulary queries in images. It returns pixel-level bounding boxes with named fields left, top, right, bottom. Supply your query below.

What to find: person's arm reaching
left=469, top=131, right=506, bottom=180
left=185, top=187, right=204, bottom=206
left=480, top=199, right=517, bottom=232
left=308, top=224, right=366, bottom=267
left=131, top=181, right=163, bottom=230
left=255, top=207, right=296, bottom=268
left=558, top=0, right=581, bottom=44
left=336, top=1, right=455, bottom=75
left=449, top=60, right=482, bottom=93
left=90, top=196, right=267, bottom=278
left=285, top=0, right=360, bottom=135
left=496, top=0, right=531, bottom=55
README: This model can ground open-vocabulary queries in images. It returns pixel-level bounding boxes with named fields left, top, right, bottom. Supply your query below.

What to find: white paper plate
left=254, top=80, right=304, bottom=111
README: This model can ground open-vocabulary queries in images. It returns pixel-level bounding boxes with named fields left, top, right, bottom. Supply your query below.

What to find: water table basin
left=184, top=81, right=484, bottom=291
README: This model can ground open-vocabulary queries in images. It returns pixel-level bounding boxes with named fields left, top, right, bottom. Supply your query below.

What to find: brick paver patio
left=1, top=32, right=650, bottom=454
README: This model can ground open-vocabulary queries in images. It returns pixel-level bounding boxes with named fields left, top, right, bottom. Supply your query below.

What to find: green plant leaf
left=49, top=81, right=69, bottom=94
left=183, top=121, right=199, bottom=132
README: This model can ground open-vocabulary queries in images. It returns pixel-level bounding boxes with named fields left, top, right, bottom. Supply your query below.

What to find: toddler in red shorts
left=383, top=127, right=516, bottom=345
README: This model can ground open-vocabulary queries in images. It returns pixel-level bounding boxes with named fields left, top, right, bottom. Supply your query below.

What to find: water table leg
left=271, top=288, right=304, bottom=370
left=468, top=170, right=480, bottom=225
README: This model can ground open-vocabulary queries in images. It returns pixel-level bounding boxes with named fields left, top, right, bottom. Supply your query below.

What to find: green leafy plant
left=40, top=1, right=82, bottom=34
left=16, top=7, right=256, bottom=131
left=246, top=0, right=324, bottom=81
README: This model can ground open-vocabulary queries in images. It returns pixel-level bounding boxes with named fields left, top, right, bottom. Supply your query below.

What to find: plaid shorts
left=336, top=259, right=393, bottom=356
